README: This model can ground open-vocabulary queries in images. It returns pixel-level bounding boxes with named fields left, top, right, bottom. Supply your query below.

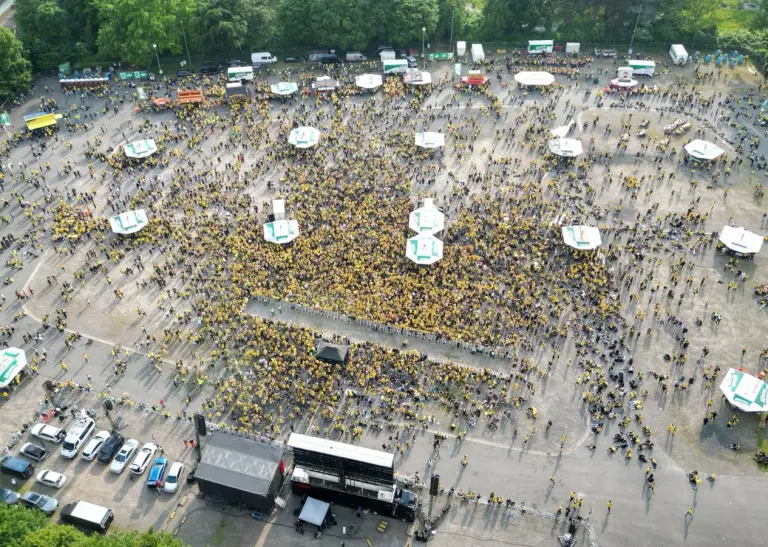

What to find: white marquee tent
left=270, top=82, right=299, bottom=96
left=719, top=368, right=768, bottom=413
left=414, top=132, right=445, bottom=149
left=549, top=138, right=584, bottom=158
left=514, top=71, right=555, bottom=86
left=109, top=209, right=149, bottom=235
left=312, top=76, right=338, bottom=91
left=403, top=69, right=432, bottom=86
left=264, top=219, right=300, bottom=244
left=123, top=139, right=158, bottom=159
left=684, top=139, right=724, bottom=161
left=561, top=225, right=602, bottom=250
left=406, top=233, right=444, bottom=265
left=288, top=126, right=320, bottom=149
left=0, top=348, right=27, bottom=389
left=409, top=198, right=445, bottom=235
left=719, top=226, right=763, bottom=255
left=355, top=74, right=383, bottom=89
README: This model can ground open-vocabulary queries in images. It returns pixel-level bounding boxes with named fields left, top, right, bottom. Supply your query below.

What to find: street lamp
left=422, top=27, right=426, bottom=70
left=152, top=43, right=163, bottom=76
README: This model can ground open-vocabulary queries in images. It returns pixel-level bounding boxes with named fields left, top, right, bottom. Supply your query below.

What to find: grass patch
left=716, top=0, right=758, bottom=32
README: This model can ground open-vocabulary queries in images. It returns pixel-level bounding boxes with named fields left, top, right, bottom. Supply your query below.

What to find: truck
left=380, top=50, right=396, bottom=62
left=669, top=44, right=688, bottom=65
left=227, top=66, right=253, bottom=82
left=383, top=59, right=408, bottom=74
left=528, top=40, right=554, bottom=55
left=565, top=42, right=580, bottom=55
left=471, top=43, right=485, bottom=63
left=628, top=59, right=655, bottom=77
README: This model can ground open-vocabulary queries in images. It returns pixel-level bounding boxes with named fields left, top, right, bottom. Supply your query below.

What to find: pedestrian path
left=245, top=298, right=514, bottom=373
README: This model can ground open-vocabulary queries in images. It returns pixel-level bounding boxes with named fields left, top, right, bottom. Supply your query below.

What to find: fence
left=249, top=295, right=516, bottom=363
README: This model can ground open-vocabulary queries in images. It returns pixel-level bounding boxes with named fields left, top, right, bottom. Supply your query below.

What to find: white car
left=36, top=470, right=66, bottom=489
left=130, top=442, right=157, bottom=475
left=30, top=424, right=65, bottom=443
left=163, top=462, right=185, bottom=493
left=109, top=439, right=139, bottom=474
left=81, top=431, right=110, bottom=461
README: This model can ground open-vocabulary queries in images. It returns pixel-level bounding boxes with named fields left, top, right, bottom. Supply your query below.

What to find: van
left=251, top=52, right=277, bottom=65
left=61, top=500, right=114, bottom=532
left=346, top=52, right=366, bottom=62
left=307, top=53, right=339, bottom=64
left=200, top=62, right=222, bottom=75
left=1, top=456, right=35, bottom=479
left=60, top=416, right=95, bottom=459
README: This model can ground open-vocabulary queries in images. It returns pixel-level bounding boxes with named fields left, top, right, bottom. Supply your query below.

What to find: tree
left=385, top=0, right=439, bottom=45
left=95, top=0, right=184, bottom=65
left=657, top=0, right=719, bottom=41
left=0, top=28, right=33, bottom=103
left=435, top=0, right=469, bottom=41
left=0, top=504, right=48, bottom=547
left=276, top=0, right=372, bottom=50
left=20, top=524, right=88, bottom=547
left=13, top=0, right=74, bottom=69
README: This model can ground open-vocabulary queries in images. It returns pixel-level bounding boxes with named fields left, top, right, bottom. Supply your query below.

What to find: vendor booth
left=226, top=83, right=248, bottom=101
left=312, top=76, right=338, bottom=92
left=403, top=69, right=432, bottom=86
left=263, top=219, right=299, bottom=244
left=561, top=225, right=602, bottom=250
left=177, top=89, right=203, bottom=104
left=23, top=112, right=60, bottom=131
left=414, top=132, right=445, bottom=150
left=288, top=126, right=320, bottom=149
left=549, top=138, right=584, bottom=158
left=109, top=209, right=148, bottom=235
left=719, top=368, right=768, bottom=413
left=298, top=497, right=331, bottom=529
left=409, top=198, right=445, bottom=235
left=460, top=70, right=488, bottom=85
left=355, top=74, right=383, bottom=90
left=406, top=234, right=444, bottom=265
left=270, top=82, right=299, bottom=96
left=123, top=139, right=157, bottom=159
left=718, top=226, right=763, bottom=256
left=684, top=139, right=724, bottom=162
left=514, top=72, right=555, bottom=87
left=0, top=348, right=27, bottom=390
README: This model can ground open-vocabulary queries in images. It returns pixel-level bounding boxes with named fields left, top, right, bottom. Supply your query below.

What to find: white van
left=61, top=500, right=114, bottom=532
left=228, top=66, right=254, bottom=82
left=251, top=52, right=277, bottom=65
left=60, top=416, right=95, bottom=459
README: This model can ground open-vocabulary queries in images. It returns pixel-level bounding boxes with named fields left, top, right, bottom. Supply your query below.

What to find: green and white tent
left=123, top=139, right=158, bottom=159
left=288, top=126, right=320, bottom=149
left=720, top=368, right=768, bottom=413
left=264, top=219, right=300, bottom=244
left=561, top=225, right=601, bottom=250
left=271, top=82, right=299, bottom=96
left=0, top=348, right=27, bottom=389
left=414, top=132, right=445, bottom=149
left=406, top=233, right=443, bottom=265
left=109, top=209, right=149, bottom=235
left=409, top=198, right=445, bottom=235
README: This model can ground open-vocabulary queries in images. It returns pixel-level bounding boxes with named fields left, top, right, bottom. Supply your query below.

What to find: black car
left=283, top=56, right=302, bottom=63
left=20, top=443, right=48, bottom=462
left=200, top=62, right=222, bottom=74
left=97, top=434, right=124, bottom=463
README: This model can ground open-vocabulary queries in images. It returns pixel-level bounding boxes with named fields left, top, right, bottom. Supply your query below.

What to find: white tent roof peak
left=561, top=225, right=602, bottom=250
left=123, top=139, right=158, bottom=159
left=264, top=219, right=300, bottom=244
left=415, top=132, right=445, bottom=149
left=110, top=209, right=149, bottom=235
left=270, top=82, right=298, bottom=95
left=549, top=138, right=583, bottom=157
left=288, top=126, right=320, bottom=148
left=719, top=225, right=763, bottom=254
left=685, top=139, right=724, bottom=161
left=406, top=233, right=444, bottom=265
left=720, top=368, right=768, bottom=412
left=514, top=71, right=555, bottom=86
left=409, top=200, right=445, bottom=235
left=0, top=348, right=27, bottom=389
left=404, top=69, right=432, bottom=85
left=355, top=74, right=383, bottom=89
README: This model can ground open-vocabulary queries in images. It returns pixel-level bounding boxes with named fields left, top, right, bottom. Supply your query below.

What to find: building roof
left=288, top=433, right=394, bottom=469
left=315, top=341, right=349, bottom=364
left=196, top=433, right=284, bottom=498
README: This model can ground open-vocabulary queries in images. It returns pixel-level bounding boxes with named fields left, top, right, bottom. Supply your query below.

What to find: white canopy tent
left=403, top=69, right=433, bottom=86
left=514, top=71, right=555, bottom=86
left=270, top=82, right=299, bottom=96
left=355, top=74, right=383, bottom=89
left=298, top=497, right=330, bottom=527
left=409, top=198, right=445, bottom=235
left=109, top=209, right=149, bottom=235
left=719, top=226, right=763, bottom=255
left=414, top=132, right=445, bottom=150
left=684, top=139, right=724, bottom=161
left=719, top=368, right=768, bottom=413
left=406, top=233, right=444, bottom=265
left=272, top=199, right=286, bottom=221
left=561, top=225, right=602, bottom=250
left=549, top=138, right=584, bottom=158
left=288, top=126, right=320, bottom=149
left=123, top=139, right=158, bottom=159
left=312, top=76, right=338, bottom=91
left=0, top=348, right=27, bottom=389
left=550, top=120, right=575, bottom=138
left=264, top=219, right=300, bottom=244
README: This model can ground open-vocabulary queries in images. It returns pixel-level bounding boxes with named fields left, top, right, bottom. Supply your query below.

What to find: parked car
left=200, top=62, right=222, bottom=74
left=163, top=462, right=185, bottom=493
left=130, top=443, right=157, bottom=475
left=21, top=491, right=58, bottom=516
left=82, top=431, right=110, bottom=461
left=60, top=416, right=95, bottom=459
left=0, top=487, right=20, bottom=505
left=346, top=52, right=367, bottom=62
left=1, top=456, right=35, bottom=479
left=283, top=56, right=302, bottom=63
left=406, top=55, right=418, bottom=68
left=176, top=70, right=193, bottom=77
left=20, top=443, right=48, bottom=462
left=227, top=59, right=245, bottom=67
left=109, top=439, right=139, bottom=474
left=97, top=434, right=124, bottom=464
left=374, top=45, right=394, bottom=56
left=147, top=457, right=167, bottom=487
left=36, top=470, right=67, bottom=489
left=30, top=424, right=65, bottom=443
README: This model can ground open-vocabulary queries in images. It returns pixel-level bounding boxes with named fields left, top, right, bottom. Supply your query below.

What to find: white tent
left=550, top=120, right=575, bottom=138
left=549, top=138, right=584, bottom=158
left=684, top=139, right=724, bottom=161
left=414, top=132, right=445, bottom=149
left=270, top=82, right=299, bottom=96
left=109, top=209, right=149, bottom=235
left=355, top=74, right=383, bottom=89
left=288, top=126, right=320, bottom=149
left=406, top=233, right=444, bottom=265
left=719, top=226, right=763, bottom=255
left=409, top=198, right=445, bottom=235
left=123, top=139, right=158, bottom=159
left=264, top=219, right=300, bottom=244
left=561, top=225, right=602, bottom=250
left=272, top=199, right=286, bottom=221
left=720, top=368, right=768, bottom=413
left=298, top=497, right=330, bottom=527
left=403, top=69, right=432, bottom=86
left=514, top=71, right=555, bottom=86
left=0, top=348, right=27, bottom=389
left=312, top=76, right=338, bottom=91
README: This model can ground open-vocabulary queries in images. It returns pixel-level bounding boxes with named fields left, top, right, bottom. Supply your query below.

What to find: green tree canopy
left=196, top=0, right=275, bottom=55
left=277, top=0, right=374, bottom=50
left=0, top=28, right=33, bottom=103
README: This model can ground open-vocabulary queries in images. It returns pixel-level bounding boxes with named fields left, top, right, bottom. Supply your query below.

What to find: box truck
left=471, top=44, right=485, bottom=63
left=456, top=42, right=466, bottom=57
left=528, top=40, right=554, bottom=54
left=227, top=66, right=253, bottom=82
left=383, top=59, right=408, bottom=74
left=628, top=60, right=655, bottom=77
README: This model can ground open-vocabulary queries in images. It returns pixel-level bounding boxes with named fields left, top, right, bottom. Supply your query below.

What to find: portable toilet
left=457, top=42, right=466, bottom=57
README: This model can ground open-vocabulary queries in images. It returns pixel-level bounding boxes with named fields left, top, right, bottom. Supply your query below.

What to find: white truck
left=456, top=41, right=466, bottom=57
left=471, top=44, right=484, bottom=63
left=528, top=40, right=554, bottom=55
left=227, top=66, right=253, bottom=82
left=383, top=59, right=408, bottom=74
left=669, top=44, right=688, bottom=65
left=565, top=42, right=580, bottom=55
left=628, top=59, right=655, bottom=77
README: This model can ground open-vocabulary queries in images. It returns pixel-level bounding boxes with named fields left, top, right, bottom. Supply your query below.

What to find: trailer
left=669, top=44, right=688, bottom=65
left=565, top=43, right=580, bottom=55
left=456, top=42, right=466, bottom=57
left=594, top=47, right=617, bottom=58
left=628, top=60, right=655, bottom=77
left=227, top=66, right=253, bottom=82
left=528, top=40, right=554, bottom=55
left=383, top=59, right=408, bottom=74
left=471, top=44, right=485, bottom=63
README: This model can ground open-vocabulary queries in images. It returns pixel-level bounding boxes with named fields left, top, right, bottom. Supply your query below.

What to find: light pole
left=628, top=0, right=646, bottom=56
left=422, top=27, right=426, bottom=70
left=181, top=21, right=192, bottom=69
left=152, top=43, right=163, bottom=76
